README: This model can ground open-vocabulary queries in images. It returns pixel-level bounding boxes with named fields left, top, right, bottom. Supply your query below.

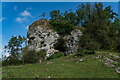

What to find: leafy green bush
left=79, top=33, right=101, bottom=50
left=2, top=57, right=22, bottom=66
left=22, top=49, right=37, bottom=64
left=2, top=60, right=9, bottom=66
left=35, top=50, right=46, bottom=63
left=22, top=46, right=46, bottom=64
left=78, top=48, right=87, bottom=55
left=75, top=26, right=86, bottom=33
left=2, top=53, right=23, bottom=66
left=47, top=52, right=64, bottom=60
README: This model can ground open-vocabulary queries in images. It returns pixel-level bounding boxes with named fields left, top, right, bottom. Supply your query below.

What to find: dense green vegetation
left=49, top=2, right=120, bottom=50
left=22, top=46, right=46, bottom=64
left=49, top=20, right=74, bottom=36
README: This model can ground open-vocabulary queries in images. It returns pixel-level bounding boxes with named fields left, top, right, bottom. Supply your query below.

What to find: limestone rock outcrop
left=27, top=19, right=82, bottom=58
left=27, top=19, right=60, bottom=58
left=64, top=29, right=82, bottom=55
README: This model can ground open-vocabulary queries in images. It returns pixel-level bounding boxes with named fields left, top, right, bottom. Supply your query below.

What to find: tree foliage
left=3, top=35, right=27, bottom=65
left=78, top=3, right=119, bottom=50
left=49, top=3, right=119, bottom=51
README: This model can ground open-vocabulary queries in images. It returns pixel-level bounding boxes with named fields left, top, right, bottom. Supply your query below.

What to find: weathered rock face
left=64, top=29, right=82, bottom=55
left=27, top=19, right=60, bottom=57
left=27, top=19, right=82, bottom=58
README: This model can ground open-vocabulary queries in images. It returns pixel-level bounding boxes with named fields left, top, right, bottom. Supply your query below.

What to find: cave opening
left=54, top=38, right=67, bottom=52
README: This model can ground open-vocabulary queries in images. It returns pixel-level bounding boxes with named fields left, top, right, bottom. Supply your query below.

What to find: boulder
left=64, top=29, right=82, bottom=55
left=27, top=19, right=60, bottom=58
left=27, top=19, right=82, bottom=58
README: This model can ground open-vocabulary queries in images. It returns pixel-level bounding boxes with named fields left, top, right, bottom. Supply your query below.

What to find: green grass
left=2, top=50, right=119, bottom=78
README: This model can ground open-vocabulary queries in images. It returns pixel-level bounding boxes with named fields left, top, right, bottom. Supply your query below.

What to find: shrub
left=35, top=50, right=46, bottom=63
left=79, top=33, right=101, bottom=50
left=22, top=46, right=46, bottom=64
left=2, top=60, right=9, bottom=66
left=75, top=26, right=86, bottom=33
left=47, top=52, right=64, bottom=60
left=78, top=48, right=87, bottom=55
left=2, top=56, right=22, bottom=66
left=22, top=49, right=37, bottom=64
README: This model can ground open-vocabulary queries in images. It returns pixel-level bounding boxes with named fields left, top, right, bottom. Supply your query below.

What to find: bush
left=79, top=33, right=101, bottom=50
left=78, top=48, right=87, bottom=55
left=2, top=54, right=22, bottom=66
left=22, top=49, right=37, bottom=64
left=47, top=52, right=64, bottom=60
left=35, top=50, right=46, bottom=63
left=75, top=26, right=86, bottom=33
left=2, top=60, right=9, bottom=66
left=22, top=46, right=46, bottom=64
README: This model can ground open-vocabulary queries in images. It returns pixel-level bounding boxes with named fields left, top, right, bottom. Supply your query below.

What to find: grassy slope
left=2, top=50, right=119, bottom=78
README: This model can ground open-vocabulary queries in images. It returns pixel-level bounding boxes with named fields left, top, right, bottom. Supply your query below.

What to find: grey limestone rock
left=27, top=19, right=82, bottom=58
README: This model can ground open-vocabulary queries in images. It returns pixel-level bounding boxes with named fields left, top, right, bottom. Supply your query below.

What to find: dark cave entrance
left=54, top=38, right=67, bottom=52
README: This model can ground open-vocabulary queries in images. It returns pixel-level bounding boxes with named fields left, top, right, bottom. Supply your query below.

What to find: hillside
left=2, top=2, right=120, bottom=79
left=2, top=50, right=120, bottom=78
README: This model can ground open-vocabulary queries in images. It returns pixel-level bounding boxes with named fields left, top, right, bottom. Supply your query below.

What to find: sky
left=0, top=2, right=119, bottom=57
left=1, top=0, right=120, bottom=2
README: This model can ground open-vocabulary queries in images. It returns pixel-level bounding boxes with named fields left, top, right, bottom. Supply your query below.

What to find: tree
left=4, top=35, right=27, bottom=65
left=67, top=11, right=77, bottom=25
left=50, top=10, right=62, bottom=21
left=78, top=2, right=119, bottom=50
left=39, top=12, right=46, bottom=19
left=112, top=18, right=120, bottom=51
left=49, top=10, right=75, bottom=36
left=49, top=20, right=74, bottom=36
left=76, top=3, right=86, bottom=25
left=43, top=12, right=46, bottom=18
